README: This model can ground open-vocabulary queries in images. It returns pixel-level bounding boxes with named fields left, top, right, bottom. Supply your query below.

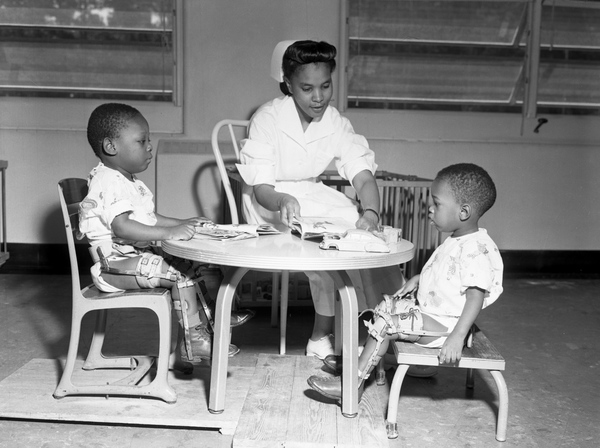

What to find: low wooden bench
left=383, top=324, right=508, bottom=441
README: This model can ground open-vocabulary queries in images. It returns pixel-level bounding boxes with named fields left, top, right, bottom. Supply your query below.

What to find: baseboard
left=1, top=243, right=92, bottom=275
left=500, top=250, right=599, bottom=278
left=0, top=243, right=598, bottom=278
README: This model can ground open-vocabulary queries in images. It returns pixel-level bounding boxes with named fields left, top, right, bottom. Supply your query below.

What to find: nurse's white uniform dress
left=236, top=95, right=377, bottom=316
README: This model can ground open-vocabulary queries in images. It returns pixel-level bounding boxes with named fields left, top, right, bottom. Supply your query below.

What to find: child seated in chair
left=307, top=163, right=504, bottom=402
left=79, top=103, right=253, bottom=366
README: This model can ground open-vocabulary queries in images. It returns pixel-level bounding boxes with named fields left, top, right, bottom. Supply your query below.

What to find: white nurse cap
left=270, top=40, right=297, bottom=82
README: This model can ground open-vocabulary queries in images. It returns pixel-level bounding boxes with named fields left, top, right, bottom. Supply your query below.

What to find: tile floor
left=0, top=274, right=599, bottom=448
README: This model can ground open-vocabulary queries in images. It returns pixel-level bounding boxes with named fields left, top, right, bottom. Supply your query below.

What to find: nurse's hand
left=356, top=209, right=380, bottom=232
left=277, top=194, right=301, bottom=228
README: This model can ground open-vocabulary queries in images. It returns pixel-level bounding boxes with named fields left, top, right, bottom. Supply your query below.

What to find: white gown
left=236, top=95, right=378, bottom=315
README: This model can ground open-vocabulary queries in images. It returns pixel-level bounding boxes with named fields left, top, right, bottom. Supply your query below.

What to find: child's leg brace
left=97, top=249, right=200, bottom=361
left=360, top=295, right=424, bottom=382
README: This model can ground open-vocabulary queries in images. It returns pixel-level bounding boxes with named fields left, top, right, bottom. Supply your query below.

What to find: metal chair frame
left=53, top=178, right=176, bottom=403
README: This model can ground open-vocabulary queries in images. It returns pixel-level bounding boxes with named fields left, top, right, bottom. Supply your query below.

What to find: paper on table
left=290, top=216, right=355, bottom=240
left=193, top=223, right=280, bottom=241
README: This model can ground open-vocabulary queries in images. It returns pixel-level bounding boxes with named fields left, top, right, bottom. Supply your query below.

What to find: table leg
left=328, top=270, right=359, bottom=418
left=208, top=266, right=249, bottom=414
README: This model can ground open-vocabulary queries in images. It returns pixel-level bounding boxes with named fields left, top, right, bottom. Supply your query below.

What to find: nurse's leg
left=305, top=271, right=335, bottom=359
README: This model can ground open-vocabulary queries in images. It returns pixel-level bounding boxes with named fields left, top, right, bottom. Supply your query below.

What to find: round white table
left=162, top=231, right=414, bottom=417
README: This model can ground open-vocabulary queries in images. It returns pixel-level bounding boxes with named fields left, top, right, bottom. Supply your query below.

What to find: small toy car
left=319, top=229, right=390, bottom=253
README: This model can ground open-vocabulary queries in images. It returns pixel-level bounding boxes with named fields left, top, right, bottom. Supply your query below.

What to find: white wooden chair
left=53, top=178, right=177, bottom=403
left=383, top=324, right=508, bottom=442
left=211, top=120, right=290, bottom=354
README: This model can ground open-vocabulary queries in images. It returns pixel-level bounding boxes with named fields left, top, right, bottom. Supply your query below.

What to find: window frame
left=339, top=0, right=600, bottom=119
left=0, top=0, right=184, bottom=133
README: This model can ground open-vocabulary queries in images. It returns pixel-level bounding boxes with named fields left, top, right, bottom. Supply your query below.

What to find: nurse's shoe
left=306, top=334, right=334, bottom=360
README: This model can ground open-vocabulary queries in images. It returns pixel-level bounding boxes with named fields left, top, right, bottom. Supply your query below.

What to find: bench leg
left=466, top=367, right=474, bottom=389
left=385, top=364, right=409, bottom=439
left=490, top=370, right=509, bottom=442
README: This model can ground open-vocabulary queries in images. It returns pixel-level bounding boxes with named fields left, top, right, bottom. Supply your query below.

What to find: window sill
left=0, top=96, right=183, bottom=134
left=343, top=108, right=600, bottom=146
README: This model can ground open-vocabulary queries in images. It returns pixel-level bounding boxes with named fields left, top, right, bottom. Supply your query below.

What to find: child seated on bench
left=307, top=163, right=504, bottom=402
left=79, top=103, right=253, bottom=366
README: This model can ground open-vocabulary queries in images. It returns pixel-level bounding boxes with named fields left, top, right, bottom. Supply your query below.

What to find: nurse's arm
left=253, top=184, right=301, bottom=228
left=352, top=169, right=380, bottom=231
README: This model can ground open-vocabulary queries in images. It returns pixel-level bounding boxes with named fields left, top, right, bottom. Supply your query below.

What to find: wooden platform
left=0, top=355, right=389, bottom=447
left=0, top=358, right=251, bottom=433
left=233, top=354, right=389, bottom=448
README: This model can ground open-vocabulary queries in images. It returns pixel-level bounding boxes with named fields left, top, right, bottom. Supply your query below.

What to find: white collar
left=277, top=95, right=335, bottom=146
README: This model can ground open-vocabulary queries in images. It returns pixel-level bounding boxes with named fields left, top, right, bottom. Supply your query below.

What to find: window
left=0, top=0, right=181, bottom=104
left=344, top=0, right=600, bottom=116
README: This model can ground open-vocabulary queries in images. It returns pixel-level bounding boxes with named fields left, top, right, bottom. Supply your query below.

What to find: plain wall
left=0, top=0, right=598, bottom=251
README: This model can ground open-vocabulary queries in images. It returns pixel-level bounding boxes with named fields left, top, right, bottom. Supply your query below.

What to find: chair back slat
left=58, top=178, right=88, bottom=290
left=211, top=119, right=250, bottom=224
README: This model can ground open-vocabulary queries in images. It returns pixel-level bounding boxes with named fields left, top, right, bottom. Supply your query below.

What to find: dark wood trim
left=501, top=250, right=600, bottom=278
left=0, top=243, right=92, bottom=275
left=0, top=243, right=598, bottom=278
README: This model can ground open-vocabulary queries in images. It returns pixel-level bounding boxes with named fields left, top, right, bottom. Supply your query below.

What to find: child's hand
left=393, top=274, right=420, bottom=298
left=438, top=333, right=465, bottom=364
left=169, top=223, right=197, bottom=241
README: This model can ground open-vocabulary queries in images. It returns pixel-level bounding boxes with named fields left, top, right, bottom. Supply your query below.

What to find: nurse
left=237, top=40, right=403, bottom=362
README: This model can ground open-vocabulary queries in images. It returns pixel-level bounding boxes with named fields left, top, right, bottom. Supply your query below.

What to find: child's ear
left=103, top=138, right=117, bottom=156
left=459, top=204, right=472, bottom=221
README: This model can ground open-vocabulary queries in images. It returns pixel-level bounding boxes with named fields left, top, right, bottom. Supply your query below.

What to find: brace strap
left=97, top=249, right=179, bottom=285
left=361, top=317, right=388, bottom=382
left=358, top=353, right=382, bottom=382
left=372, top=295, right=427, bottom=341
left=195, top=281, right=214, bottom=332
left=364, top=315, right=388, bottom=344
left=172, top=296, right=194, bottom=361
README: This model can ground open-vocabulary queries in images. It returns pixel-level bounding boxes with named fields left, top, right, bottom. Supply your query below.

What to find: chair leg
left=61, top=307, right=176, bottom=403
left=53, top=311, right=84, bottom=399
left=83, top=309, right=135, bottom=370
left=145, top=301, right=177, bottom=403
left=385, top=363, right=410, bottom=439
left=279, top=271, right=289, bottom=354
left=490, top=370, right=509, bottom=442
left=271, top=272, right=280, bottom=327
left=83, top=310, right=110, bottom=370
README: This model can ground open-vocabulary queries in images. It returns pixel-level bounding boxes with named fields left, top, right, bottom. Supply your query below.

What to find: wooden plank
left=0, top=358, right=250, bottom=431
left=233, top=354, right=296, bottom=447
left=393, top=326, right=505, bottom=371
left=285, top=356, right=338, bottom=447
left=235, top=354, right=388, bottom=448
left=335, top=381, right=389, bottom=448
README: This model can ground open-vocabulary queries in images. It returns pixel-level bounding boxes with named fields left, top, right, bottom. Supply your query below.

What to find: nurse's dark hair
left=87, top=103, right=141, bottom=158
left=280, top=40, right=337, bottom=95
left=435, top=163, right=497, bottom=217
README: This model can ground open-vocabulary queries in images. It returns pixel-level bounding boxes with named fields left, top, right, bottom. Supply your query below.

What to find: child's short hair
left=87, top=103, right=141, bottom=158
left=436, top=163, right=497, bottom=217
left=282, top=40, right=337, bottom=82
